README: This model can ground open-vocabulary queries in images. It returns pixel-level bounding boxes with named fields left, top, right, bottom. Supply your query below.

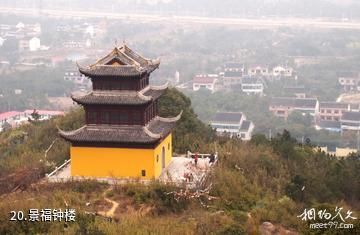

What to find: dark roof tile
left=283, top=85, right=306, bottom=94
left=212, top=112, right=242, bottom=124
left=320, top=102, right=348, bottom=109
left=224, top=71, right=243, bottom=77
left=270, top=97, right=317, bottom=108
left=72, top=87, right=165, bottom=106
left=294, top=98, right=318, bottom=108
left=318, top=120, right=341, bottom=129
left=270, top=97, right=295, bottom=107
left=78, top=45, right=160, bottom=78
left=342, top=112, right=360, bottom=121
left=240, top=120, right=251, bottom=131
left=59, top=117, right=177, bottom=144
left=72, top=91, right=150, bottom=105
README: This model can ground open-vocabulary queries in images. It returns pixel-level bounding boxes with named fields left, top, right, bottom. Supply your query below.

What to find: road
left=2, top=7, right=360, bottom=29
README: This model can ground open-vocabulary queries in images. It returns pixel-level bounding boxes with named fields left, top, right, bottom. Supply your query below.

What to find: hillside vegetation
left=0, top=89, right=359, bottom=234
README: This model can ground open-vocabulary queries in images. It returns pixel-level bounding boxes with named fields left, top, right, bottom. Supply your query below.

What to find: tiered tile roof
left=59, top=113, right=181, bottom=145
left=77, top=44, right=160, bottom=78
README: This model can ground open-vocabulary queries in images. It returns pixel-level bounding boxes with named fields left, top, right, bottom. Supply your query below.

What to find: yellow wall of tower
left=70, top=134, right=173, bottom=179
left=153, top=134, right=172, bottom=178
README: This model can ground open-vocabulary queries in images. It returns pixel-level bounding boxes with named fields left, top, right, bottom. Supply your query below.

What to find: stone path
left=97, top=186, right=119, bottom=218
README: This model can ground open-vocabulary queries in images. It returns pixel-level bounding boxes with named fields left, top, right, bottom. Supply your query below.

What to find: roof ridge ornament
left=71, top=90, right=92, bottom=99
left=138, top=91, right=152, bottom=101
left=57, top=125, right=87, bottom=137
left=76, top=61, right=88, bottom=69
left=143, top=126, right=161, bottom=139
left=156, top=110, right=183, bottom=122
left=150, top=82, right=169, bottom=90
left=119, top=48, right=141, bottom=67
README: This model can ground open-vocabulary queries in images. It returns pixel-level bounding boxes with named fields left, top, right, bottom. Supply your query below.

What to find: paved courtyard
left=159, top=157, right=214, bottom=188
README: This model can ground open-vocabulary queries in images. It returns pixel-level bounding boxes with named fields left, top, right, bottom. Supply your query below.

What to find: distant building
left=0, top=24, right=11, bottom=31
left=29, top=37, right=40, bottom=51
left=18, top=37, right=41, bottom=51
left=341, top=111, right=360, bottom=132
left=62, top=40, right=85, bottom=48
left=192, top=74, right=218, bottom=92
left=290, top=98, right=319, bottom=116
left=211, top=112, right=254, bottom=140
left=269, top=97, right=319, bottom=119
left=222, top=62, right=244, bottom=88
left=15, top=22, right=25, bottom=30
left=269, top=97, right=294, bottom=119
left=18, top=38, right=29, bottom=51
left=64, top=70, right=87, bottom=84
left=32, top=23, right=42, bottom=34
left=315, top=120, right=341, bottom=132
left=24, top=109, right=64, bottom=121
left=14, top=89, right=22, bottom=95
left=349, top=104, right=360, bottom=112
left=0, top=110, right=64, bottom=132
left=85, top=38, right=92, bottom=48
left=238, top=120, right=255, bottom=140
left=318, top=102, right=349, bottom=122
left=224, top=62, right=245, bottom=73
left=338, top=72, right=360, bottom=92
left=241, top=77, right=264, bottom=95
left=316, top=146, right=357, bottom=158
left=85, top=24, right=95, bottom=38
left=0, top=37, right=5, bottom=47
left=0, top=111, right=22, bottom=130
left=272, top=66, right=293, bottom=77
left=335, top=148, right=358, bottom=158
left=247, top=65, right=269, bottom=77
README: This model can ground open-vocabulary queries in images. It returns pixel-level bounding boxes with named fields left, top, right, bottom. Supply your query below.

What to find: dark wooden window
left=101, top=111, right=110, bottom=124
left=143, top=78, right=146, bottom=89
left=88, top=111, right=97, bottom=123
left=155, top=101, right=158, bottom=116
left=122, top=83, right=130, bottom=90
left=95, top=82, right=101, bottom=90
left=120, top=111, right=129, bottom=123
left=103, top=83, right=111, bottom=90
left=110, top=111, right=119, bottom=124
left=141, top=170, right=146, bottom=177
left=133, top=111, right=141, bottom=123
left=115, top=82, right=122, bottom=90
left=151, top=103, right=154, bottom=119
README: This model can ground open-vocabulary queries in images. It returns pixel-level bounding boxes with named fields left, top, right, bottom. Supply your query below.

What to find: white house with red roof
left=24, top=109, right=64, bottom=121
left=0, top=110, right=65, bottom=132
left=192, top=74, right=218, bottom=92
left=0, top=111, right=22, bottom=125
left=0, top=111, right=23, bottom=131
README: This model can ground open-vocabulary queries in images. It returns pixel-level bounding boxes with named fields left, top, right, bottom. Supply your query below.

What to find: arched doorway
left=161, top=146, right=165, bottom=169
